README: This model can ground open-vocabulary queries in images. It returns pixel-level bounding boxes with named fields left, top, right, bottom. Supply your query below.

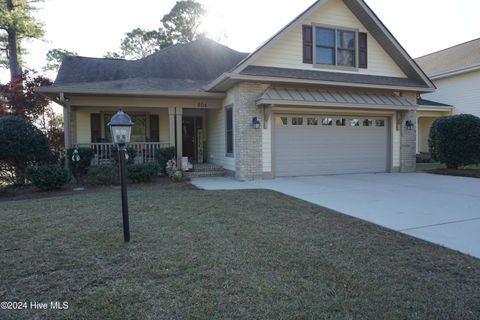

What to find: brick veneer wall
left=233, top=83, right=268, bottom=180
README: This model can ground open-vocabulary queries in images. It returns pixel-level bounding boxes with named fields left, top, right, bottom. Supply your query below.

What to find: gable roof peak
left=220, top=0, right=434, bottom=91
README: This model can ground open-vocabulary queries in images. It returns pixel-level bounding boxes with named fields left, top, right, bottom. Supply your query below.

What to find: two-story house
left=39, top=0, right=442, bottom=180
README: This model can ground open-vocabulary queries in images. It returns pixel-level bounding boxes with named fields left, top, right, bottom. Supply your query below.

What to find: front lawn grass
left=1, top=186, right=479, bottom=319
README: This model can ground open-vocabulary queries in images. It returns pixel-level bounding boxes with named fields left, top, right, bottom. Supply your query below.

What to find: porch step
left=184, top=163, right=226, bottom=178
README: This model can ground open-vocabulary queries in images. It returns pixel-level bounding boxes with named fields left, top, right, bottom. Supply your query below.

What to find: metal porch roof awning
left=256, top=87, right=417, bottom=110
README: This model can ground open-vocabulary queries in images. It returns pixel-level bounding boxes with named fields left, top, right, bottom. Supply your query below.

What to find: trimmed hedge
left=155, top=147, right=176, bottom=174
left=66, top=148, right=95, bottom=183
left=429, top=114, right=480, bottom=169
left=127, top=162, right=160, bottom=183
left=112, top=146, right=137, bottom=165
left=85, top=165, right=119, bottom=186
left=26, top=165, right=70, bottom=191
left=0, top=116, right=54, bottom=185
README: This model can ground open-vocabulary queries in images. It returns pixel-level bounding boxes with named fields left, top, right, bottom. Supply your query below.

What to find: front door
left=182, top=117, right=202, bottom=161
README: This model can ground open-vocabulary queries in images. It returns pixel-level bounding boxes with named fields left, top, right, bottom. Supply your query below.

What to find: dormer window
left=315, top=26, right=356, bottom=68
left=303, top=24, right=367, bottom=69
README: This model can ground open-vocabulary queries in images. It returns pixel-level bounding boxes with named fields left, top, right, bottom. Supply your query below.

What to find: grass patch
left=416, top=163, right=446, bottom=172
left=417, top=163, right=480, bottom=178
left=1, top=186, right=479, bottom=319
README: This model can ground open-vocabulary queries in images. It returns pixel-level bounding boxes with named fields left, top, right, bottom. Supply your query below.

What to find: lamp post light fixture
left=108, top=109, right=134, bottom=242
left=252, top=117, right=261, bottom=129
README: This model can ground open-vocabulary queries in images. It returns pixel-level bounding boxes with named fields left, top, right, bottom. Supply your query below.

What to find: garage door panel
left=274, top=115, right=388, bottom=176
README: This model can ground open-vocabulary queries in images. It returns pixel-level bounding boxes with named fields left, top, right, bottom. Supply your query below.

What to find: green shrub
left=85, top=165, right=119, bottom=186
left=127, top=162, right=159, bottom=183
left=0, top=116, right=53, bottom=185
left=66, top=148, right=95, bottom=183
left=26, top=165, right=70, bottom=191
left=155, top=147, right=176, bottom=174
left=112, top=146, right=137, bottom=165
left=429, top=114, right=480, bottom=169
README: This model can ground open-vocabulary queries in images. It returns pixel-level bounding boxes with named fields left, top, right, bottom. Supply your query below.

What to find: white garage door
left=274, top=115, right=389, bottom=176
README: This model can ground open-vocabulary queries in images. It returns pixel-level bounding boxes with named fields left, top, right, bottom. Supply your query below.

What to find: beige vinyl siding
left=418, top=117, right=435, bottom=153
left=253, top=0, right=406, bottom=78
left=424, top=70, right=480, bottom=117
left=75, top=109, right=91, bottom=144
left=74, top=107, right=170, bottom=144
left=206, top=89, right=236, bottom=171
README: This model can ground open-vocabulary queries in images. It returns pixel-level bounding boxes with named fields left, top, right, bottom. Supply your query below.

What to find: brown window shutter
left=359, top=32, right=367, bottom=68
left=90, top=113, right=101, bottom=143
left=149, top=114, right=159, bottom=142
left=303, top=25, right=313, bottom=64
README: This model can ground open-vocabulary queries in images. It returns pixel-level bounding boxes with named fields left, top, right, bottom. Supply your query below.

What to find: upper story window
left=315, top=26, right=356, bottom=67
left=302, top=24, right=367, bottom=69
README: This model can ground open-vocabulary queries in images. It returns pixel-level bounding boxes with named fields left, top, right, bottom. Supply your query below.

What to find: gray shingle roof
left=417, top=98, right=452, bottom=107
left=415, top=38, right=480, bottom=76
left=51, top=78, right=211, bottom=92
left=53, top=37, right=248, bottom=92
left=241, top=65, right=430, bottom=89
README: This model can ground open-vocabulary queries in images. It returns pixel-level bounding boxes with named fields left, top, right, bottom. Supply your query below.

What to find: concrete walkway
left=192, top=173, right=480, bottom=259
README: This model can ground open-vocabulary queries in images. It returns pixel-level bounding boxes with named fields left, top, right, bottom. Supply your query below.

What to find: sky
left=1, top=0, right=479, bottom=82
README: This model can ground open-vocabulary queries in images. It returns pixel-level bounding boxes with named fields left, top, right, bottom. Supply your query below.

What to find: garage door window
left=307, top=117, right=318, bottom=125
left=363, top=119, right=373, bottom=127
left=336, top=118, right=346, bottom=126
left=349, top=118, right=360, bottom=126
left=375, top=119, right=385, bottom=127
left=278, top=117, right=288, bottom=125
left=322, top=118, right=333, bottom=126
left=292, top=117, right=303, bottom=125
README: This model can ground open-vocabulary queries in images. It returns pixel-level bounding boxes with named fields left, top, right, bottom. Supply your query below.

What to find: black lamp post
left=108, top=109, right=134, bottom=242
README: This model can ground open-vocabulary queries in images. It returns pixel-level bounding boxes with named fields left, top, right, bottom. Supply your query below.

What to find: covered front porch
left=61, top=94, right=223, bottom=167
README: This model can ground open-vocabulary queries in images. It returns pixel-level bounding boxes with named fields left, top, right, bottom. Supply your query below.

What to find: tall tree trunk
left=6, top=0, right=23, bottom=81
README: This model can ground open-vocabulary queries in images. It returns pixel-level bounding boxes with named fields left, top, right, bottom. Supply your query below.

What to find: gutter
left=207, top=73, right=436, bottom=93
left=36, top=87, right=226, bottom=99
left=428, top=64, right=480, bottom=80
left=417, top=105, right=455, bottom=112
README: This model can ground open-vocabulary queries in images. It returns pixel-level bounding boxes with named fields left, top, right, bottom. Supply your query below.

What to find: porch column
left=175, top=107, right=183, bottom=169
left=168, top=107, right=175, bottom=147
left=61, top=92, right=72, bottom=150
left=416, top=117, right=419, bottom=153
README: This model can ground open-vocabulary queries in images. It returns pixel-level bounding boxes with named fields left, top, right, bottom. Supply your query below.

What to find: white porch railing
left=72, top=142, right=172, bottom=165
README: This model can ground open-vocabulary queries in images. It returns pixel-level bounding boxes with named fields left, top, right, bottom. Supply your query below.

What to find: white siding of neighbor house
left=423, top=70, right=480, bottom=117
left=206, top=89, right=236, bottom=172
left=262, top=114, right=272, bottom=172
left=252, top=0, right=407, bottom=78
left=74, top=108, right=170, bottom=144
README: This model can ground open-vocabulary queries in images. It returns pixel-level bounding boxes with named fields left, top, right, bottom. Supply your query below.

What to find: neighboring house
left=39, top=0, right=441, bottom=180
left=415, top=38, right=480, bottom=153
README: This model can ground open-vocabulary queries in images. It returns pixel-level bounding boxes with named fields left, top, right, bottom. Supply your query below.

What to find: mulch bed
left=0, top=177, right=195, bottom=202
left=426, top=168, right=480, bottom=178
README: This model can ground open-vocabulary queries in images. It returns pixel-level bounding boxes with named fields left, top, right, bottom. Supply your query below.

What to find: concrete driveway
left=192, top=173, right=480, bottom=259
